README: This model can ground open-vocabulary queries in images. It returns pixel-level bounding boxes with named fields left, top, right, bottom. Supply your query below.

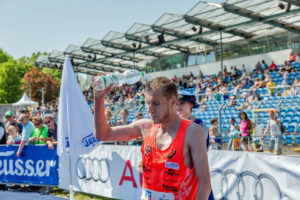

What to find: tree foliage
left=22, top=68, right=60, bottom=104
left=0, top=61, right=24, bottom=103
left=42, top=67, right=62, bottom=83
left=0, top=50, right=61, bottom=104
left=0, top=48, right=11, bottom=63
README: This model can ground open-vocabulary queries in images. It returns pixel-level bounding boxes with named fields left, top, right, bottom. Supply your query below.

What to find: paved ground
left=0, top=190, right=67, bottom=200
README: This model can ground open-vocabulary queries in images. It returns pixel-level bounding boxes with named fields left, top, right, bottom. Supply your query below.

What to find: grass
left=50, top=187, right=116, bottom=200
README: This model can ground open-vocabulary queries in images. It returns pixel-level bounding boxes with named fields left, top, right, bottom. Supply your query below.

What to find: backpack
left=246, top=119, right=253, bottom=135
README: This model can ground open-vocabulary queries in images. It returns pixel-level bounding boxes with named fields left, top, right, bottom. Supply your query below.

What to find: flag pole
left=67, top=148, right=74, bottom=200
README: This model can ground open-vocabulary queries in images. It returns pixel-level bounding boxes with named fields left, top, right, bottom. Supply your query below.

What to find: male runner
left=94, top=77, right=211, bottom=200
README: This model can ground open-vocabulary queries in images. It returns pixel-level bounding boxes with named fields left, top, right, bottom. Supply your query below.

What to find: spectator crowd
left=0, top=52, right=299, bottom=156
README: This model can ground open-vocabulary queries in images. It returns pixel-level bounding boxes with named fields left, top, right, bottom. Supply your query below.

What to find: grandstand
left=103, top=59, right=300, bottom=150
left=33, top=0, right=300, bottom=151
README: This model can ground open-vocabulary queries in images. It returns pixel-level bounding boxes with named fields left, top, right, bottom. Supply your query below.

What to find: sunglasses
left=6, top=116, right=12, bottom=119
left=34, top=122, right=40, bottom=126
left=20, top=118, right=27, bottom=122
left=45, top=120, right=52, bottom=124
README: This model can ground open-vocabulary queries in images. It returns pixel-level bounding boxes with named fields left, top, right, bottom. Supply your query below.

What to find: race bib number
left=141, top=188, right=174, bottom=200
left=165, top=161, right=179, bottom=170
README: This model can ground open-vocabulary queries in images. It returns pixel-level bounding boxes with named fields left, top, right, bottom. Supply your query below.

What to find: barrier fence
left=1, top=145, right=300, bottom=199
left=0, top=145, right=58, bottom=186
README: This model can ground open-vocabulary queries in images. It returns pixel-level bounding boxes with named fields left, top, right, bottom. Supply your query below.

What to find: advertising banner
left=0, top=145, right=58, bottom=186
left=59, top=145, right=142, bottom=199
left=59, top=146, right=300, bottom=200
left=208, top=150, right=300, bottom=200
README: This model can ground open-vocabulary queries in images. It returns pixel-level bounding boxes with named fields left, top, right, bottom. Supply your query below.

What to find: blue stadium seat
left=285, top=135, right=293, bottom=145
left=288, top=125, right=295, bottom=133
left=296, top=135, right=300, bottom=145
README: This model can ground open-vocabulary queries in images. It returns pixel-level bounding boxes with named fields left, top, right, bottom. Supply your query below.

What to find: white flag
left=57, top=57, right=99, bottom=156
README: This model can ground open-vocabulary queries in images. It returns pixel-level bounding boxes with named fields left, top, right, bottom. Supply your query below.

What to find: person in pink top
left=239, top=111, right=255, bottom=151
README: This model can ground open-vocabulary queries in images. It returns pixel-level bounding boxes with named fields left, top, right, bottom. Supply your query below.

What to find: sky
left=0, top=0, right=211, bottom=59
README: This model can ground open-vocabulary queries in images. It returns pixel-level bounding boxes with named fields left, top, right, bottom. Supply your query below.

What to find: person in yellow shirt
left=267, top=78, right=276, bottom=96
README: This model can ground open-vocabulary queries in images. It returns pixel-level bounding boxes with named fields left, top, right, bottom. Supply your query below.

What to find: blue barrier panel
left=0, top=145, right=58, bottom=186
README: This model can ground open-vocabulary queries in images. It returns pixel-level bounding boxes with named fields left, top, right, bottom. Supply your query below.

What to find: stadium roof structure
left=35, top=0, right=300, bottom=75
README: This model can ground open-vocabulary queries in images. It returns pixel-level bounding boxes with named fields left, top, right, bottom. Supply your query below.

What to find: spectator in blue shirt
left=17, top=114, right=35, bottom=156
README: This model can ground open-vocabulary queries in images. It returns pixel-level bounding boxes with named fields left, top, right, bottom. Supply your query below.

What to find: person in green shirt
left=29, top=116, right=48, bottom=145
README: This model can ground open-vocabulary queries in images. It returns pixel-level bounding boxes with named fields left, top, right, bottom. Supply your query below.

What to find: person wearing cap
left=176, top=90, right=210, bottom=146
left=260, top=110, right=283, bottom=155
left=4, top=111, right=23, bottom=134
left=176, top=91, right=215, bottom=200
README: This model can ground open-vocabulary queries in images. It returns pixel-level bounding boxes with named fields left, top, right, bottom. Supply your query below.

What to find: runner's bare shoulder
left=186, top=122, right=205, bottom=142
left=131, top=119, right=153, bottom=138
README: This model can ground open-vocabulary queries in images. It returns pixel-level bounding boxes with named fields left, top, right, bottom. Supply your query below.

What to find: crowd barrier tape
left=58, top=145, right=300, bottom=200
left=0, top=145, right=58, bottom=186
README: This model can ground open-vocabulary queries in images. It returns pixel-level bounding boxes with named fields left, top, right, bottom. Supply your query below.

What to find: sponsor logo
left=81, top=133, right=99, bottom=148
left=145, top=189, right=152, bottom=198
left=164, top=169, right=179, bottom=177
left=165, top=161, right=179, bottom=170
left=0, top=159, right=56, bottom=177
left=211, top=169, right=284, bottom=200
left=167, top=150, right=176, bottom=159
left=0, top=151, right=14, bottom=157
left=76, top=157, right=110, bottom=183
left=143, top=164, right=153, bottom=173
left=162, top=184, right=178, bottom=192
left=65, top=136, right=70, bottom=149
left=144, top=146, right=152, bottom=157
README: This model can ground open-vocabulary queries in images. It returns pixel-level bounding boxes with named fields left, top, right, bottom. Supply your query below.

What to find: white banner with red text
left=59, top=145, right=143, bottom=200
left=58, top=146, right=300, bottom=200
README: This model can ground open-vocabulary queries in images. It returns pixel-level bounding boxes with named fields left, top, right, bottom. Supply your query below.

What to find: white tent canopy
left=13, top=93, right=39, bottom=107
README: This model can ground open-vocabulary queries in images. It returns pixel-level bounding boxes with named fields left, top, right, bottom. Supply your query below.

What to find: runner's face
left=176, top=101, right=191, bottom=118
left=145, top=88, right=172, bottom=124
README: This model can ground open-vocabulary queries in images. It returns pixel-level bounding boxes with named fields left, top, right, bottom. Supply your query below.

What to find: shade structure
left=13, top=93, right=39, bottom=107
left=35, top=0, right=300, bottom=75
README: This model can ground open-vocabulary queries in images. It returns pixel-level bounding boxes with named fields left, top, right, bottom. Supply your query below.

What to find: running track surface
left=0, top=190, right=67, bottom=200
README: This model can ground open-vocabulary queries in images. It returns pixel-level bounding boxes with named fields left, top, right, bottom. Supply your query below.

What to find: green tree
left=42, top=67, right=62, bottom=83
left=0, top=48, right=12, bottom=63
left=0, top=61, right=23, bottom=103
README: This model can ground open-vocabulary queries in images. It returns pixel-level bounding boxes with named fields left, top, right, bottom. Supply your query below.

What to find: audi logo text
left=210, top=169, right=283, bottom=200
left=76, top=157, right=110, bottom=183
